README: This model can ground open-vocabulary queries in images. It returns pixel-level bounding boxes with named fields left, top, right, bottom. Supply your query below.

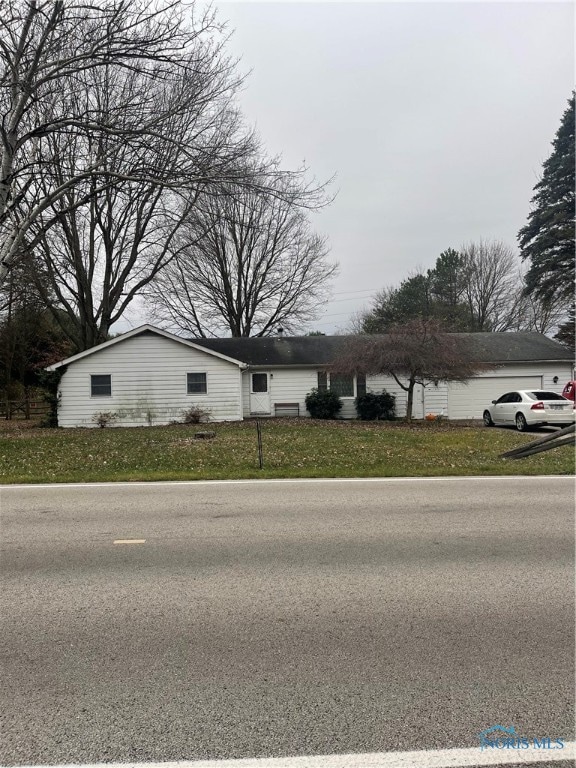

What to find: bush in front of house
left=305, top=388, right=342, bottom=419
left=355, top=390, right=396, bottom=420
left=182, top=405, right=211, bottom=424
left=92, top=411, right=118, bottom=428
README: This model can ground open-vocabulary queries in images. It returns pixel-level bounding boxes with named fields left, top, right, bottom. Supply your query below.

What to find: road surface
left=0, top=477, right=574, bottom=766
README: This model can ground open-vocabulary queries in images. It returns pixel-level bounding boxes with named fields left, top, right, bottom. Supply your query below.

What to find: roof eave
left=244, top=363, right=327, bottom=369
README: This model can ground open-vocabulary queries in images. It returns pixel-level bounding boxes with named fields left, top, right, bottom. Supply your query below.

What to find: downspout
left=239, top=363, right=248, bottom=421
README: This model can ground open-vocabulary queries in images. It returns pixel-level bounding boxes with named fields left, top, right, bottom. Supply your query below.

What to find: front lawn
left=0, top=419, right=573, bottom=484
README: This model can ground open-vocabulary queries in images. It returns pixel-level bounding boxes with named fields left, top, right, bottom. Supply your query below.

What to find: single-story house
left=46, top=325, right=575, bottom=427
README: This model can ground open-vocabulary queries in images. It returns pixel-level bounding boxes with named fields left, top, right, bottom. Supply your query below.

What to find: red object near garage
left=562, top=381, right=576, bottom=401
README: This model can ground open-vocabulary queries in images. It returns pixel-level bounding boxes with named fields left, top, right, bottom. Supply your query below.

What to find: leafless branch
left=146, top=174, right=337, bottom=337
left=0, top=0, right=260, bottom=284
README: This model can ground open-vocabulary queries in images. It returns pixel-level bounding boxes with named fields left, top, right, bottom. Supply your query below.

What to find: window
left=329, top=373, right=354, bottom=397
left=251, top=373, right=268, bottom=393
left=187, top=372, right=207, bottom=394
left=317, top=371, right=357, bottom=398
left=91, top=374, right=111, bottom=397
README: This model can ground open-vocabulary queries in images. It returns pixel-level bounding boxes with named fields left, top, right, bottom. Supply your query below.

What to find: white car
left=483, top=390, right=576, bottom=432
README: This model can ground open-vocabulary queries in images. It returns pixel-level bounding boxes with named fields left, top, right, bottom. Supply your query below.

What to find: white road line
left=113, top=539, right=146, bottom=545
left=11, top=743, right=576, bottom=768
left=2, top=475, right=574, bottom=490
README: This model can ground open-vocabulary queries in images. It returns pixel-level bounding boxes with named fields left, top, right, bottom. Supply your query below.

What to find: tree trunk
left=405, top=379, right=415, bottom=423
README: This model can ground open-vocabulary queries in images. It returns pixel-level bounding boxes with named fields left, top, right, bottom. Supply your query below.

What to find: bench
left=274, top=402, right=300, bottom=417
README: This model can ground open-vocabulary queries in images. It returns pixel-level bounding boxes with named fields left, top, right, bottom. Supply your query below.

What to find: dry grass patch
left=0, top=418, right=573, bottom=484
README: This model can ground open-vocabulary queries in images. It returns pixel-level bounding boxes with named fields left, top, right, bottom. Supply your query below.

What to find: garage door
left=448, top=376, right=543, bottom=419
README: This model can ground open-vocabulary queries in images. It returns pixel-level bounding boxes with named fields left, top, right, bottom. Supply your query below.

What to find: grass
left=0, top=418, right=573, bottom=484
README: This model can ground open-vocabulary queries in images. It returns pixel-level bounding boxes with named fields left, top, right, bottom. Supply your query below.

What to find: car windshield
left=525, top=391, right=568, bottom=401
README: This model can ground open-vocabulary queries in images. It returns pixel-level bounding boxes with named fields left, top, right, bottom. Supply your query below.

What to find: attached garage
left=448, top=375, right=543, bottom=420
left=441, top=332, right=575, bottom=420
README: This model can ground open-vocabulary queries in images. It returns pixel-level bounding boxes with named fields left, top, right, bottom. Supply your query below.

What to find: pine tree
left=518, top=94, right=575, bottom=304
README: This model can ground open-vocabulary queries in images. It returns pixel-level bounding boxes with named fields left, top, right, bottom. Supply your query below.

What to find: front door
left=250, top=372, right=271, bottom=415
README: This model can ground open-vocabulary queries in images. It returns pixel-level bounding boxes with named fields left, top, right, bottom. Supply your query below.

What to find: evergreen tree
left=427, top=248, right=471, bottom=330
left=518, top=94, right=575, bottom=304
left=361, top=274, right=432, bottom=333
left=361, top=250, right=472, bottom=332
left=554, top=306, right=575, bottom=350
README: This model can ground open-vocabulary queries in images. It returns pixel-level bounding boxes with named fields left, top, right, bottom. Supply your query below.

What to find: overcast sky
left=208, top=0, right=574, bottom=334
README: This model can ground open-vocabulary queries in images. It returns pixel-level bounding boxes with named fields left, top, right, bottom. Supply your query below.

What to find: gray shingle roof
left=192, top=332, right=574, bottom=366
left=450, top=332, right=574, bottom=363
left=193, top=335, right=348, bottom=366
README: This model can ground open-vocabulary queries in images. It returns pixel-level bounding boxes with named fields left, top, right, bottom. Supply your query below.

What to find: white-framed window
left=187, top=372, right=207, bottom=394
left=251, top=372, right=268, bottom=393
left=91, top=374, right=112, bottom=397
left=317, top=372, right=366, bottom=398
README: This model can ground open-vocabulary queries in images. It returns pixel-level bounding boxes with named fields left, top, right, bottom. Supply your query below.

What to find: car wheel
left=515, top=413, right=528, bottom=432
left=483, top=410, right=494, bottom=427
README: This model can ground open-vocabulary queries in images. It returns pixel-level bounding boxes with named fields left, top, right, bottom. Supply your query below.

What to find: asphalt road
left=0, top=477, right=574, bottom=766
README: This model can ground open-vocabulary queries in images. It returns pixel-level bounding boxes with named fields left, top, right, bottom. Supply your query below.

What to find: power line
left=318, top=310, right=357, bottom=318
left=328, top=295, right=374, bottom=304
left=332, top=288, right=375, bottom=296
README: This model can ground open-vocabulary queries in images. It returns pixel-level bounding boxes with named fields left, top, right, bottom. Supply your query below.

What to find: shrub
left=182, top=405, right=211, bottom=424
left=355, top=390, right=396, bottom=420
left=92, top=411, right=118, bottom=428
left=305, top=387, right=342, bottom=419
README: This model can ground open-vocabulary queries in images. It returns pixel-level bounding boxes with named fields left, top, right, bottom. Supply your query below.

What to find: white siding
left=338, top=398, right=357, bottom=419
left=242, top=369, right=373, bottom=419
left=241, top=370, right=427, bottom=420
left=242, top=370, right=425, bottom=420
left=423, top=383, right=449, bottom=418
left=57, top=332, right=243, bottom=427
left=541, top=366, right=575, bottom=391
left=242, top=369, right=318, bottom=417
left=241, top=371, right=250, bottom=416
left=365, top=375, right=424, bottom=419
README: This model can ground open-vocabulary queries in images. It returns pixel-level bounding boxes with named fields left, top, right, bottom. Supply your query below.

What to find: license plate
left=549, top=404, right=565, bottom=410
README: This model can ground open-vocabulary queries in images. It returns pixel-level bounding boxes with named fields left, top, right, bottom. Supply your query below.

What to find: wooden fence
left=0, top=398, right=50, bottom=420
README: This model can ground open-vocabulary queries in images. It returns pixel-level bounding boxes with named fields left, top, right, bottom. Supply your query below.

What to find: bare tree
left=460, top=240, right=525, bottom=331
left=29, top=169, right=199, bottom=350
left=461, top=240, right=567, bottom=334
left=347, top=307, right=372, bottom=335
left=0, top=0, right=257, bottom=286
left=332, top=319, right=490, bottom=422
left=23, top=47, right=249, bottom=350
left=506, top=277, right=567, bottom=334
left=146, top=176, right=337, bottom=337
